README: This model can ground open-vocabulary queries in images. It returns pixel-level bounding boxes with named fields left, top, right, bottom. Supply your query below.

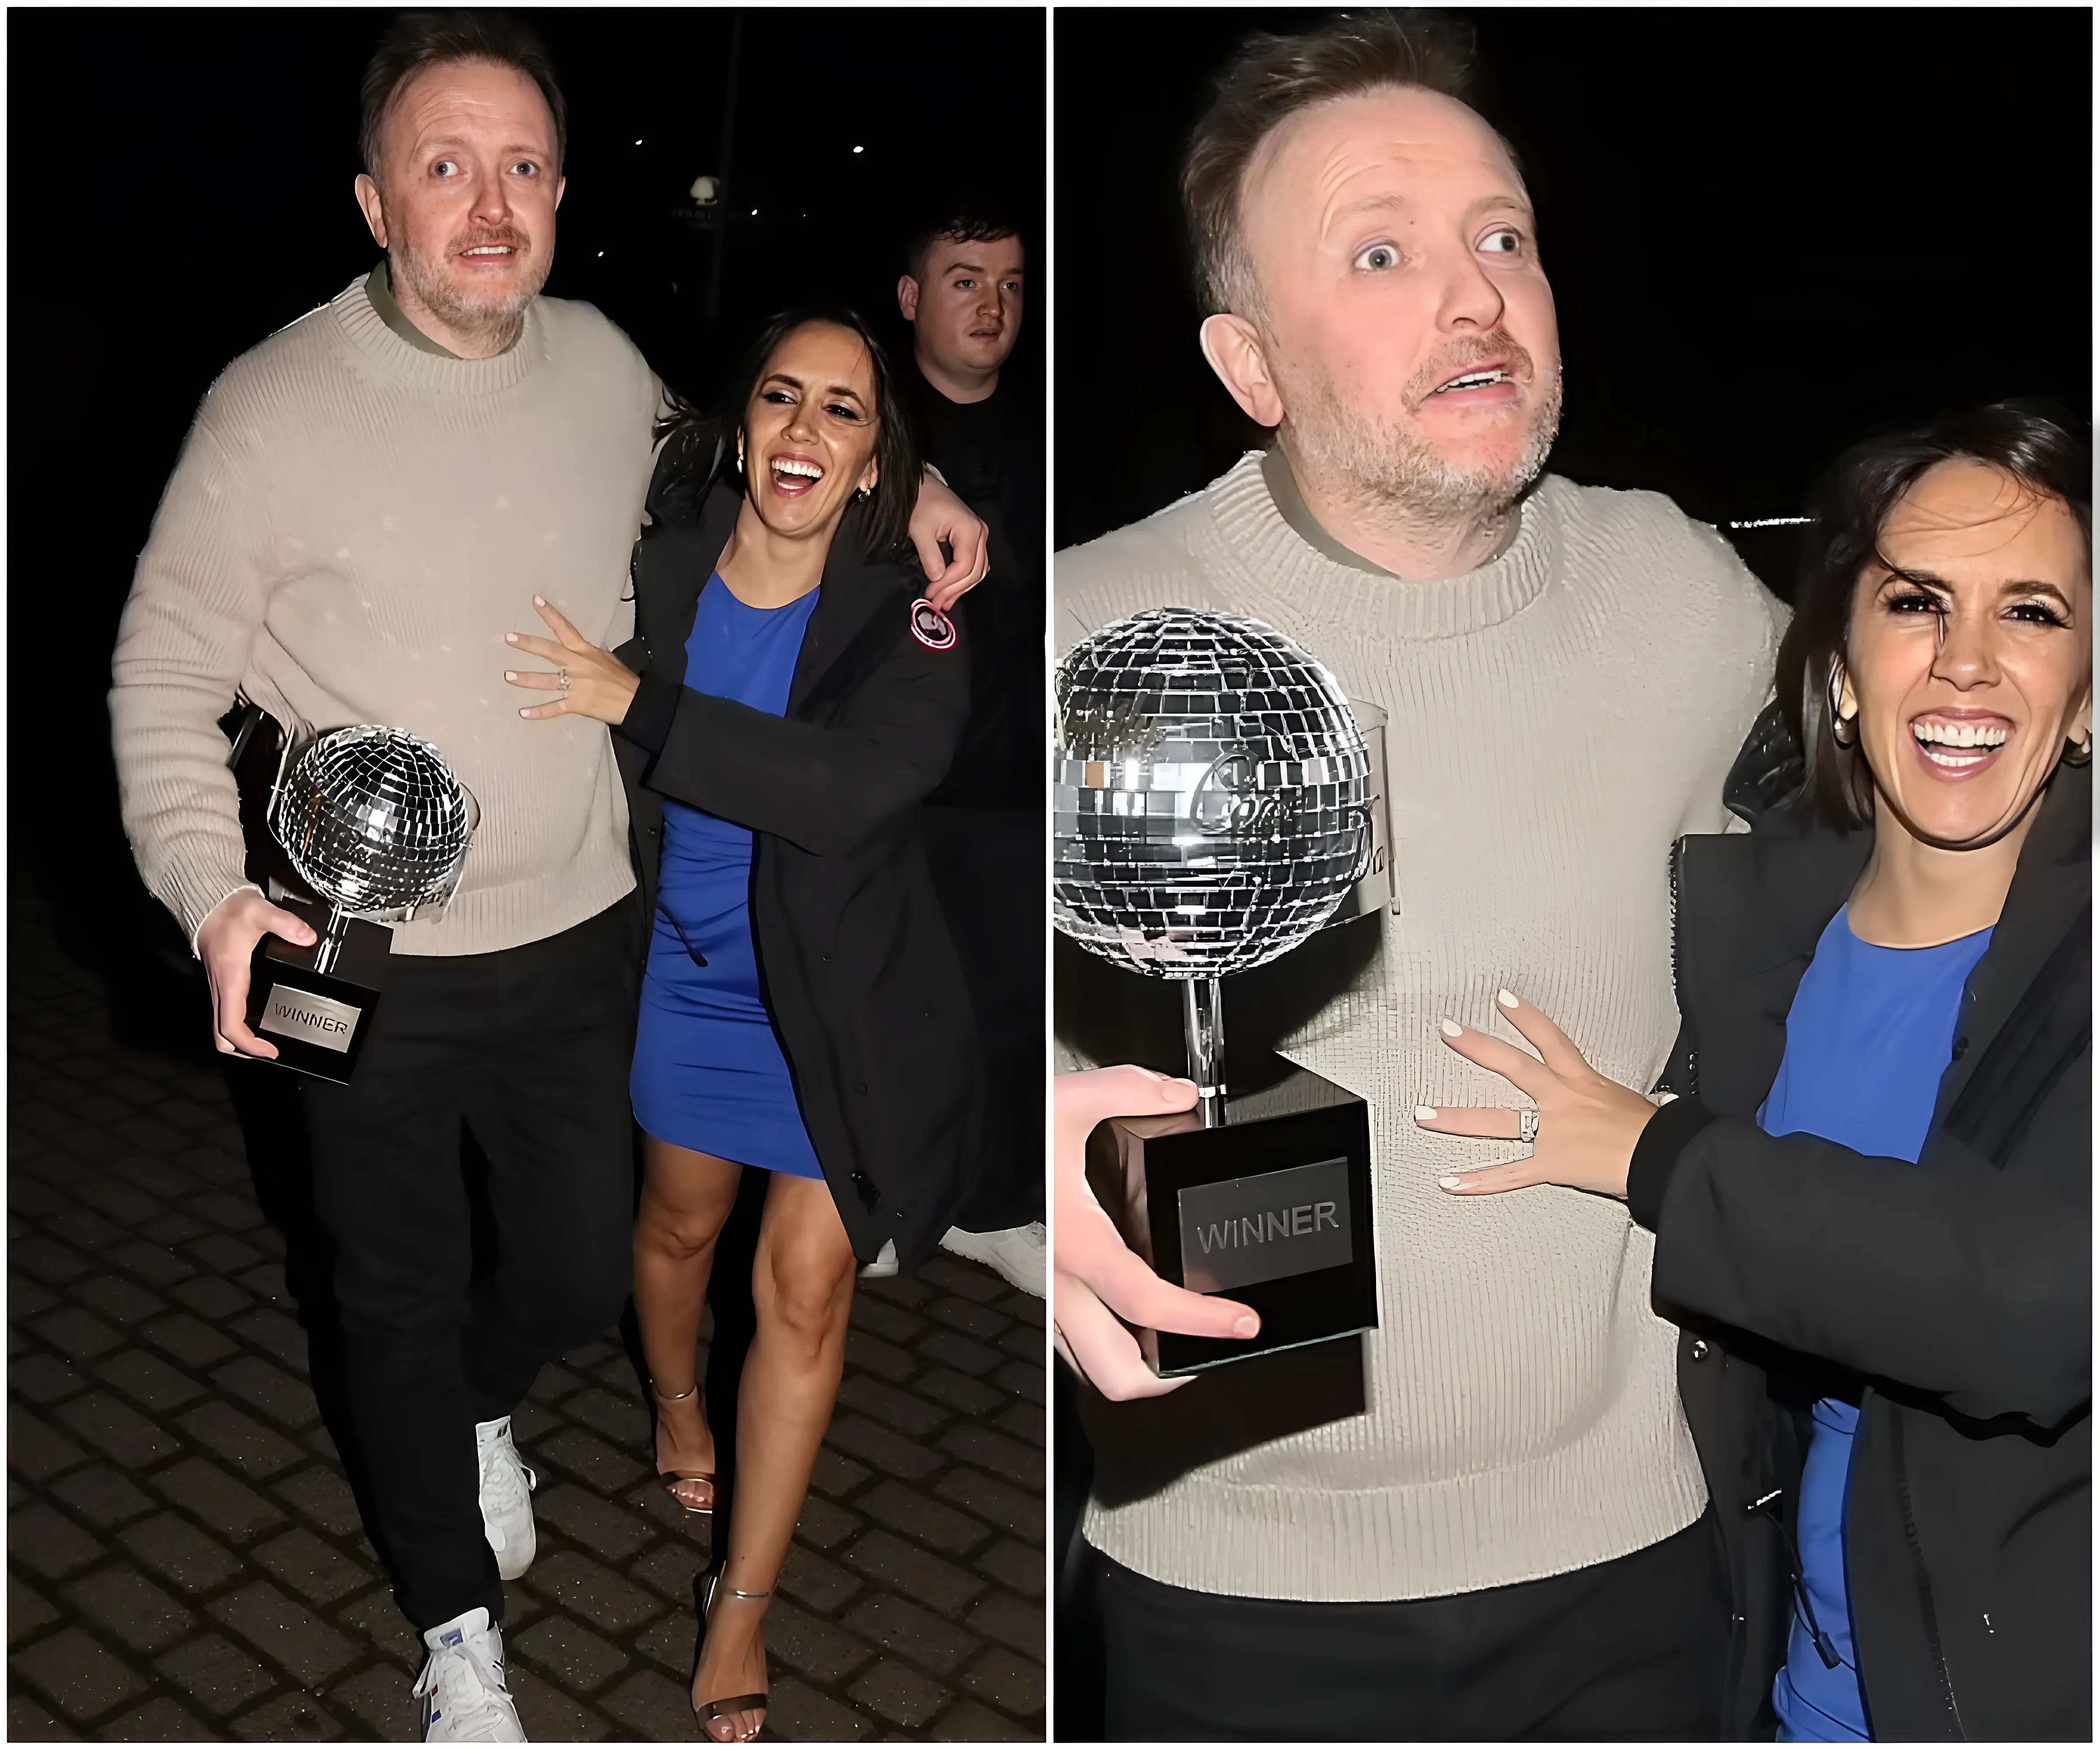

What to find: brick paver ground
left=8, top=884, right=1046, bottom=1742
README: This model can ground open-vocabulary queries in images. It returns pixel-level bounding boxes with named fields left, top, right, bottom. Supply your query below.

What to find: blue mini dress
left=630, top=573, right=824, bottom=1179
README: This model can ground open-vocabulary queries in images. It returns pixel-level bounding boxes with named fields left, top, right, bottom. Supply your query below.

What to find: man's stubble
left=388, top=215, right=548, bottom=354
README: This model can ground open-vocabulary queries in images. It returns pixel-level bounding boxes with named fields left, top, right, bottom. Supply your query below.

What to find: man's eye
left=431, top=159, right=459, bottom=178
left=953, top=278, right=976, bottom=290
left=1480, top=229, right=1523, bottom=255
left=1353, top=243, right=1400, bottom=272
left=510, top=160, right=538, bottom=177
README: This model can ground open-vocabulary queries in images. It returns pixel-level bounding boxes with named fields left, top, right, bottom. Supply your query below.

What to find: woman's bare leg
left=691, top=1170, right=858, bottom=1741
left=633, top=1135, right=744, bottom=1512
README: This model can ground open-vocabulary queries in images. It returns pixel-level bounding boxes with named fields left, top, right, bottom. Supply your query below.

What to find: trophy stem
left=311, top=906, right=351, bottom=977
left=1182, top=976, right=1226, bottom=1128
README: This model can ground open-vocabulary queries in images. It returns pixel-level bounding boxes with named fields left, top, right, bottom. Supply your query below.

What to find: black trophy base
left=242, top=896, right=391, bottom=1085
left=1087, top=1062, right=1376, bottom=1376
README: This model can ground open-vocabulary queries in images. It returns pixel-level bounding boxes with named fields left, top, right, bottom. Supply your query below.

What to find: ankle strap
left=720, top=1585, right=772, bottom=1600
left=652, top=1383, right=698, bottom=1404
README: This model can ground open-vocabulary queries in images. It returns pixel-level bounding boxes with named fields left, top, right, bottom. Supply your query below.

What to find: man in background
left=898, top=214, right=1046, bottom=1295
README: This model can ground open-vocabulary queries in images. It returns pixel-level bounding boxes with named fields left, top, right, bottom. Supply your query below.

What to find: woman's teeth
left=1912, top=721, right=2007, bottom=749
left=772, top=459, right=823, bottom=480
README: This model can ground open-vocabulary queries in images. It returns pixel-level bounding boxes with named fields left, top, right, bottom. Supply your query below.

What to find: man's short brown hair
left=359, top=11, right=568, bottom=180
left=1182, top=10, right=1498, bottom=318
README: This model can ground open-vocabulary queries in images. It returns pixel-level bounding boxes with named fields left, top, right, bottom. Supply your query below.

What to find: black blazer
left=1633, top=760, right=2090, bottom=1741
left=612, top=475, right=984, bottom=1269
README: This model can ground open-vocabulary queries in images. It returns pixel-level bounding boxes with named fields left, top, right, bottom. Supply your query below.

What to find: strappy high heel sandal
left=693, top=1569, right=771, bottom=1742
left=651, top=1384, right=715, bottom=1516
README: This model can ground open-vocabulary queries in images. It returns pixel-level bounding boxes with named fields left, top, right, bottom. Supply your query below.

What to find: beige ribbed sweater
left=110, top=274, right=662, bottom=956
left=1057, top=454, right=1785, bottom=1600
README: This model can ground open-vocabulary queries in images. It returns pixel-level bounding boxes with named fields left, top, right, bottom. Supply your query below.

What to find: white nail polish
left=1414, top=1106, right=1437, bottom=1122
left=1498, top=988, right=1520, bottom=1009
left=1439, top=1176, right=1464, bottom=1190
left=1438, top=1018, right=1464, bottom=1038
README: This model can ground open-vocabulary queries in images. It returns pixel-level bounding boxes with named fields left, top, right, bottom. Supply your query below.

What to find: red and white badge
left=909, top=598, right=957, bottom=651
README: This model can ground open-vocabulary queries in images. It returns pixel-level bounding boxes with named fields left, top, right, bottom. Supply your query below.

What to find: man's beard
left=391, top=222, right=546, bottom=348
left=1280, top=333, right=1563, bottom=528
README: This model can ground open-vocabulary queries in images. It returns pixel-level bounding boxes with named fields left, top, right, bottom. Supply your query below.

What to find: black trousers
left=923, top=804, right=1044, bottom=1231
left=299, top=896, right=642, bottom=1630
left=1094, top=1510, right=1730, bottom=1741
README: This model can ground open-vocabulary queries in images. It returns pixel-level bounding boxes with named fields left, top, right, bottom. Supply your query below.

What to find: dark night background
left=1051, top=8, right=2090, bottom=1736
left=9, top=5, right=1043, bottom=993
left=1055, top=6, right=2092, bottom=581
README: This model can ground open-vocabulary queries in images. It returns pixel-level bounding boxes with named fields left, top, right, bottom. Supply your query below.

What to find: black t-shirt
left=904, top=363, right=1044, bottom=806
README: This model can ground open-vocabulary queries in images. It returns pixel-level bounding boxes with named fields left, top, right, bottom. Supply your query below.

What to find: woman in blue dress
left=503, top=307, right=982, bottom=1742
left=1418, top=403, right=2090, bottom=1739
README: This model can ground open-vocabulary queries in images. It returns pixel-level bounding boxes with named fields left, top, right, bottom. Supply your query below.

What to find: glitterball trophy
left=243, top=725, right=476, bottom=1083
left=1056, top=609, right=1382, bottom=1375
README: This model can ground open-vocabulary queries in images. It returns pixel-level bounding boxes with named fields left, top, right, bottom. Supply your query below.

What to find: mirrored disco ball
left=271, top=726, right=475, bottom=918
left=1054, top=608, right=1375, bottom=978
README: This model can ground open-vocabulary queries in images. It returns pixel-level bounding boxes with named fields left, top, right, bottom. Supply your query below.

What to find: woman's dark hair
left=1778, top=399, right=2092, bottom=829
left=656, top=305, right=919, bottom=564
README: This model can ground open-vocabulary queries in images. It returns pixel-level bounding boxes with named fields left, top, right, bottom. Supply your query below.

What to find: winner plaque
left=242, top=725, right=476, bottom=1083
left=1056, top=609, right=1382, bottom=1376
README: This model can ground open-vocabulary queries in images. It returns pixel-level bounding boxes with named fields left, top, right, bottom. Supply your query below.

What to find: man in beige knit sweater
left=1056, top=16, right=1785, bottom=1740
left=109, top=17, right=983, bottom=1743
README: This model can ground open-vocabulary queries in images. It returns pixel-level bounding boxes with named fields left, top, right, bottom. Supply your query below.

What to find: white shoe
left=939, top=1221, right=1046, bottom=1297
left=858, top=1239, right=899, bottom=1280
left=474, top=1417, right=537, bottom=1582
left=414, top=1606, right=524, bottom=1741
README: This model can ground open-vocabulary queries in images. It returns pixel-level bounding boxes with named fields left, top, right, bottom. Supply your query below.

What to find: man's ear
left=553, top=173, right=567, bottom=212
left=354, top=173, right=388, bottom=249
left=897, top=275, right=920, bottom=323
left=1199, top=313, right=1284, bottom=428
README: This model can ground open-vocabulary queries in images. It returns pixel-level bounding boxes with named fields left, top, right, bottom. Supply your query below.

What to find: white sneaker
left=474, top=1417, right=537, bottom=1581
left=858, top=1239, right=899, bottom=1280
left=414, top=1606, right=524, bottom=1742
left=939, top=1221, right=1046, bottom=1297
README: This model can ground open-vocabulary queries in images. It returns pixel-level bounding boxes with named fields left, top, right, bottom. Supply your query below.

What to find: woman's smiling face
left=741, top=320, right=882, bottom=539
left=1843, top=458, right=2092, bottom=850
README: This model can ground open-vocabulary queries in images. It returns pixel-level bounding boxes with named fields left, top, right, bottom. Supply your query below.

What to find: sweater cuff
left=1628, top=1096, right=1718, bottom=1232
left=618, top=672, right=681, bottom=758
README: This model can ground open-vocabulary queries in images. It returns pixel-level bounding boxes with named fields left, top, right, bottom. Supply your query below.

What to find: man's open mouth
left=1432, top=368, right=1511, bottom=395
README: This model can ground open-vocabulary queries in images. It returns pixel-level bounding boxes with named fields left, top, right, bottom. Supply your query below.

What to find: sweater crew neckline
left=1201, top=451, right=1561, bottom=644
left=328, top=273, right=543, bottom=395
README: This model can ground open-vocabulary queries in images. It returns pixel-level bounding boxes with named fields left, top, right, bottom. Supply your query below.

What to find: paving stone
left=598, top=1667, right=706, bottom=1742
left=994, top=1399, right=1046, bottom=1447
left=143, top=1312, right=240, bottom=1371
left=326, top=1662, right=423, bottom=1741
left=560, top=1386, right=651, bottom=1447
left=765, top=1598, right=874, bottom=1685
left=168, top=1275, right=254, bottom=1322
left=926, top=1696, right=1036, bottom=1740
left=10, top=1350, right=88, bottom=1404
left=1001, top=1290, right=1047, bottom=1330
left=628, top=1537, right=709, bottom=1606
left=532, top=1481, right=655, bottom=1563
left=522, top=1552, right=664, bottom=1637
left=46, top=1467, right=155, bottom=1536
left=268, top=1467, right=362, bottom=1539
left=823, top=1415, right=945, bottom=1481
left=842, top=1328, right=916, bottom=1383
left=766, top=1673, right=878, bottom=1742
left=794, top=1490, right=862, bottom=1550
left=151, top=1456, right=288, bottom=1544
left=512, top=1612, right=630, bottom=1693
left=914, top=1329, right=1003, bottom=1377
left=92, top=1345, right=209, bottom=1414
left=630, top=1609, right=696, bottom=1676
left=60, top=1565, right=195, bottom=1655
left=45, top=1203, right=129, bottom=1250
left=251, top=1528, right=373, bottom=1607
left=176, top=1401, right=307, bottom=1479
left=991, top=1358, right=1046, bottom=1405
left=934, top=1467, right=1043, bottom=1544
left=72, top=1180, right=168, bottom=1229
left=923, top=1296, right=1012, bottom=1344
left=10, top=1624, right=151, bottom=1723
left=536, top=1425, right=650, bottom=1495
left=226, top=1308, right=307, bottom=1373
left=994, top=1322, right=1042, bottom=1364
left=938, top=1422, right=1040, bottom=1488
left=973, top=1537, right=1046, bottom=1600
left=7, top=1692, right=78, bottom=1740
left=10, top=1574, right=63, bottom=1646
left=332, top=1593, right=423, bottom=1675
left=117, top=1512, right=245, bottom=1596
left=206, top=1580, right=360, bottom=1684
left=50, top=1390, right=179, bottom=1471
left=858, top=1271, right=936, bottom=1310
left=958, top=1644, right=1045, bottom=1719
left=850, top=1296, right=927, bottom=1345
left=211, top=1355, right=321, bottom=1431
left=508, top=1396, right=564, bottom=1447
left=188, top=1192, right=266, bottom=1235
left=139, top=1211, right=210, bottom=1247
left=234, top=1261, right=290, bottom=1305
left=97, top=1695, right=221, bottom=1740
left=227, top=1691, right=342, bottom=1740
left=836, top=1375, right=952, bottom=1442
left=810, top=1445, right=873, bottom=1501
left=841, top=1592, right=983, bottom=1676
left=917, top=1257, right=1012, bottom=1304
left=624, top=1475, right=721, bottom=1547
left=29, top=1307, right=125, bottom=1362
left=10, top=1501, right=106, bottom=1580
left=10, top=1403, right=88, bottom=1480
left=911, top=1365, right=1006, bottom=1419
left=777, top=1543, right=863, bottom=1615
left=11, top=1272, right=62, bottom=1319
left=12, top=1235, right=95, bottom=1286
left=525, top=1362, right=588, bottom=1406
left=841, top=1530, right=985, bottom=1616
left=848, top=1656, right=953, bottom=1729
left=8, top=1177, right=70, bottom=1218
left=70, top=1275, right=169, bottom=1328
left=965, top=1589, right=1045, bottom=1659
left=507, top=1664, right=615, bottom=1741
left=860, top=1479, right=993, bottom=1557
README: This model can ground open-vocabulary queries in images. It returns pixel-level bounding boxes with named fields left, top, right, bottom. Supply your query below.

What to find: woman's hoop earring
left=854, top=486, right=872, bottom=503
left=1827, top=662, right=1858, bottom=749
left=2065, top=732, right=2093, bottom=769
